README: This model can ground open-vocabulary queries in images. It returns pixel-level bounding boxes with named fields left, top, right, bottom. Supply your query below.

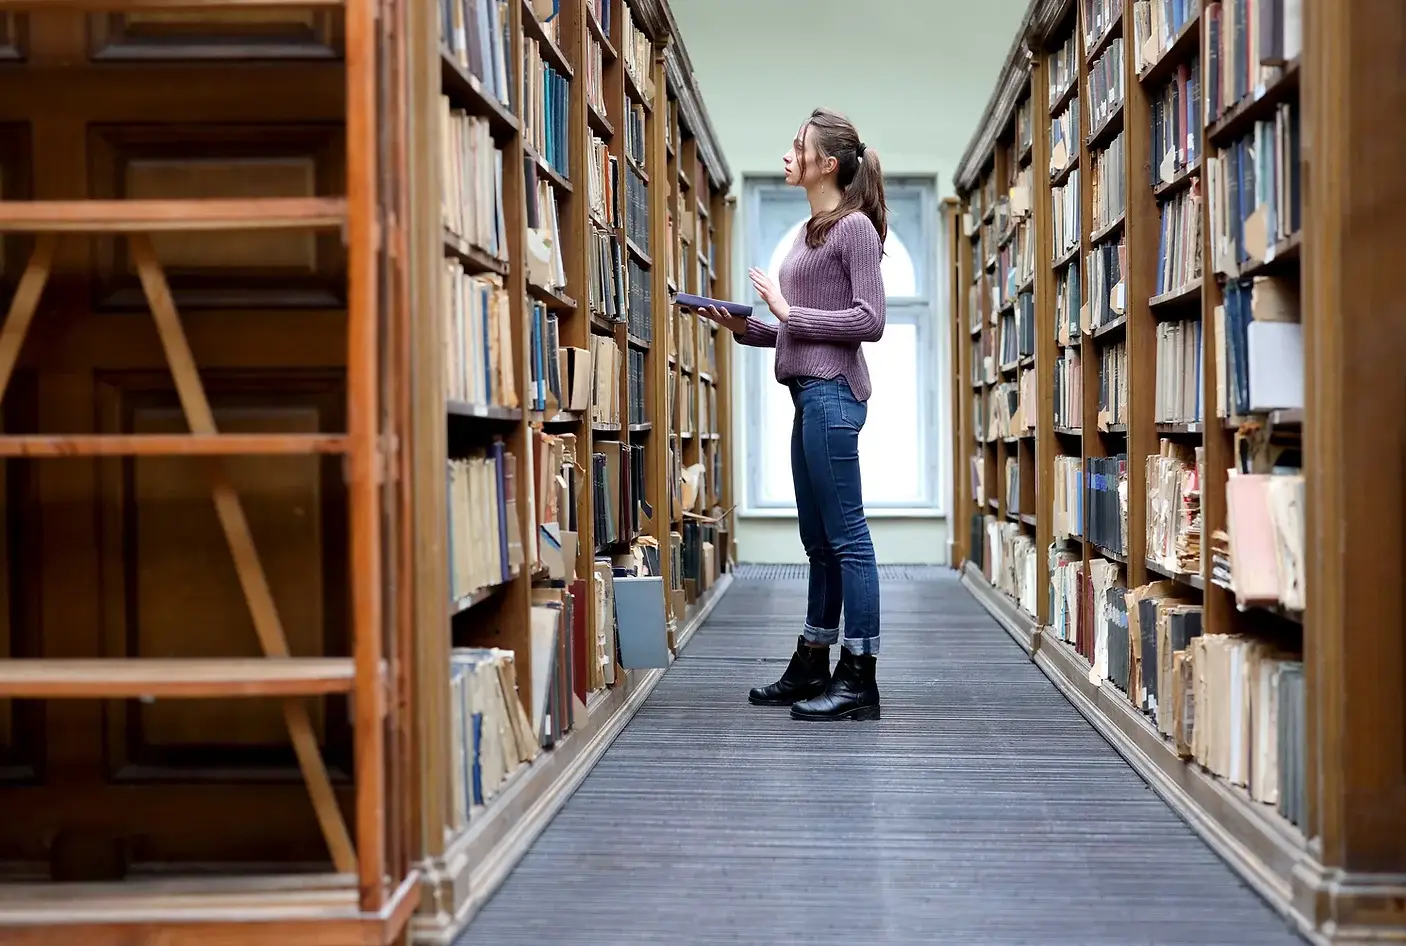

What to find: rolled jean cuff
left=802, top=624, right=839, bottom=646
left=842, top=634, right=879, bottom=657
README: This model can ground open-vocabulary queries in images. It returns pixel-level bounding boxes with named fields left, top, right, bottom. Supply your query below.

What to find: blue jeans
left=789, top=376, right=881, bottom=656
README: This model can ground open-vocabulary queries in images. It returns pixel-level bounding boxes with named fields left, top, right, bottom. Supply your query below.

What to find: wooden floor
left=461, top=568, right=1305, bottom=945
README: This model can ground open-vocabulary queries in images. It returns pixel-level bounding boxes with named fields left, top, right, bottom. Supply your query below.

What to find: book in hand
left=671, top=292, right=753, bottom=318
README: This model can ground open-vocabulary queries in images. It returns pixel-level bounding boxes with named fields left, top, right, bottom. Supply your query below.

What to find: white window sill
left=739, top=507, right=945, bottom=520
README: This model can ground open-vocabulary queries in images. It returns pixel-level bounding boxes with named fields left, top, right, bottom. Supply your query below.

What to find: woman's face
left=783, top=123, right=827, bottom=188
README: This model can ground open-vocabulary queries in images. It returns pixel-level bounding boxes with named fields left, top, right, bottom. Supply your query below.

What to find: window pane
left=759, top=371, right=796, bottom=504
left=858, top=322, right=923, bottom=505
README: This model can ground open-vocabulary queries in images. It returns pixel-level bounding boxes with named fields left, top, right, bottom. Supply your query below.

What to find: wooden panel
left=87, top=124, right=345, bottom=308
left=89, top=9, right=341, bottom=61
left=94, top=372, right=351, bottom=781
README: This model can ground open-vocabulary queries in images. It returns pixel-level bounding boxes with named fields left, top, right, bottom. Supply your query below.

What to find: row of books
left=1146, top=439, right=1203, bottom=574
left=441, top=0, right=512, bottom=108
left=675, top=373, right=719, bottom=438
left=1155, top=186, right=1202, bottom=296
left=584, top=29, right=607, bottom=117
left=1204, top=0, right=1302, bottom=123
left=1091, top=131, right=1126, bottom=232
left=523, top=35, right=571, bottom=177
left=1049, top=97, right=1081, bottom=177
left=1087, top=36, right=1125, bottom=132
left=448, top=444, right=524, bottom=603
left=1082, top=0, right=1122, bottom=50
left=1087, top=238, right=1125, bottom=330
left=1131, top=0, right=1196, bottom=75
left=1215, top=274, right=1301, bottom=418
left=1154, top=316, right=1203, bottom=424
left=1097, top=338, right=1129, bottom=429
left=448, top=647, right=536, bottom=831
left=1048, top=30, right=1079, bottom=106
left=1150, top=56, right=1201, bottom=183
left=1207, top=105, right=1301, bottom=278
left=997, top=293, right=1034, bottom=367
left=981, top=517, right=1040, bottom=617
left=997, top=216, right=1035, bottom=308
left=672, top=309, right=718, bottom=375
left=587, top=225, right=627, bottom=320
left=1051, top=173, right=1081, bottom=260
left=444, top=267, right=515, bottom=408
left=620, top=3, right=653, bottom=100
left=442, top=103, right=507, bottom=259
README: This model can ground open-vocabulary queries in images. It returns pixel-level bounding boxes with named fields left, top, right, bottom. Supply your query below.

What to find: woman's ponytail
left=849, top=144, right=888, bottom=246
left=801, top=108, right=888, bottom=249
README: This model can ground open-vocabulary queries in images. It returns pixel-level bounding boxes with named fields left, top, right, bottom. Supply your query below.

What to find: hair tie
left=856, top=142, right=867, bottom=160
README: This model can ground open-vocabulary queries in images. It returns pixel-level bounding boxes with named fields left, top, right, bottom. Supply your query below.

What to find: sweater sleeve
left=783, top=216, right=886, bottom=344
left=734, top=316, right=778, bottom=348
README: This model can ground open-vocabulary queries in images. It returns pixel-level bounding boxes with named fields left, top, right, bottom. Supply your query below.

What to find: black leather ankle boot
left=790, top=649, right=880, bottom=721
left=748, top=636, right=831, bottom=706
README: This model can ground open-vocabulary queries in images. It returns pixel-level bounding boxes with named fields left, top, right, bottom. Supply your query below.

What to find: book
left=671, top=292, right=753, bottom=318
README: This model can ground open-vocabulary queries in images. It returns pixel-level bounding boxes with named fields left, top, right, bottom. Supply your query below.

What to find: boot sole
left=748, top=692, right=824, bottom=707
left=790, top=704, right=881, bottom=721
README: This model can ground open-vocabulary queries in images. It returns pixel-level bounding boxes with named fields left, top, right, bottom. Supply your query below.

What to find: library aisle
left=461, top=568, right=1300, bottom=946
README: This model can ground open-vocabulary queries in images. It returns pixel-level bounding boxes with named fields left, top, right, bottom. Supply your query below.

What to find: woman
left=696, top=108, right=886, bottom=722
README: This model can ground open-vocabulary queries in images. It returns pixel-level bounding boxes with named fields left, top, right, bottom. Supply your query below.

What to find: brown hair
left=794, top=108, right=888, bottom=249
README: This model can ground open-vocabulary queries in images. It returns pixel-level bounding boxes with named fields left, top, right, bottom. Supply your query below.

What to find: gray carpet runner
left=460, top=569, right=1303, bottom=945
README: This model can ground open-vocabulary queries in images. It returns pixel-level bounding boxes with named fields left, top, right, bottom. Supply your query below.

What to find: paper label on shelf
left=1159, top=150, right=1177, bottom=183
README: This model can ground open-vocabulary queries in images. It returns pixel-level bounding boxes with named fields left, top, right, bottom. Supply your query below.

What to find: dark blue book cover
left=672, top=292, right=752, bottom=318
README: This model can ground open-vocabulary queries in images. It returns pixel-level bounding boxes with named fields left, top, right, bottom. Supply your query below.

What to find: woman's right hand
left=696, top=305, right=749, bottom=336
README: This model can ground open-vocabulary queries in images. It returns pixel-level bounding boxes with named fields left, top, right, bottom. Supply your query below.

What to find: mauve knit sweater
left=735, top=211, right=885, bottom=401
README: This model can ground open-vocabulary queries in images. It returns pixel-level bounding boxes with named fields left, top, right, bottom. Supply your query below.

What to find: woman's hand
left=695, top=305, right=749, bottom=336
left=749, top=267, right=790, bottom=322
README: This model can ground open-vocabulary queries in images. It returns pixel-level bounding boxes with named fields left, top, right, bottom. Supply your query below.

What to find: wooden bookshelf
left=406, top=0, right=734, bottom=942
left=947, top=0, right=1406, bottom=943
left=0, top=1, right=417, bottom=943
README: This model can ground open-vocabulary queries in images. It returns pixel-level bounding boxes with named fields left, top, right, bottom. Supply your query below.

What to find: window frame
left=737, top=174, right=948, bottom=516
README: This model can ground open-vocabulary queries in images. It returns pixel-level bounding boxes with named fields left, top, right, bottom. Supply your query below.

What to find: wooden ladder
left=0, top=0, right=387, bottom=915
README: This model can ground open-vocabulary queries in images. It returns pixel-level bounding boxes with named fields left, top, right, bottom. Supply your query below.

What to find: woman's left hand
left=749, top=267, right=790, bottom=322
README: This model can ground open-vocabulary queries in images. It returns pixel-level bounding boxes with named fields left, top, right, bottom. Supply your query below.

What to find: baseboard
left=411, top=572, right=734, bottom=945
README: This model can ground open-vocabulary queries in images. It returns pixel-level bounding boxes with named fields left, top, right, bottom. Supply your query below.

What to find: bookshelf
left=407, top=0, right=734, bottom=941
left=947, top=0, right=1406, bottom=942
left=0, top=0, right=417, bottom=942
